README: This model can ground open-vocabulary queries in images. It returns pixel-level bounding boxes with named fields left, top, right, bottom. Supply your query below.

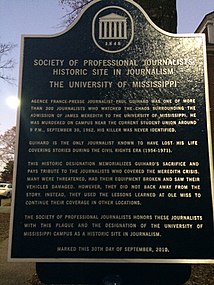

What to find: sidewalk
left=0, top=197, right=12, bottom=209
left=0, top=206, right=11, bottom=213
left=0, top=206, right=36, bottom=285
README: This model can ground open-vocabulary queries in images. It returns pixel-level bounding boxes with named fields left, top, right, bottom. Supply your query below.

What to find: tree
left=58, top=0, right=177, bottom=33
left=135, top=0, right=177, bottom=33
left=0, top=126, right=16, bottom=165
left=0, top=160, right=13, bottom=182
left=0, top=42, right=17, bottom=84
left=58, top=0, right=91, bottom=27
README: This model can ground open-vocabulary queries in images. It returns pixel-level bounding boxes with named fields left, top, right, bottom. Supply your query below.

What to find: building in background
left=196, top=12, right=214, bottom=152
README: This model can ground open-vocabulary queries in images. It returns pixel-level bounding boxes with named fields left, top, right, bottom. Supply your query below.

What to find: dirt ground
left=1, top=211, right=213, bottom=285
left=0, top=212, right=10, bottom=243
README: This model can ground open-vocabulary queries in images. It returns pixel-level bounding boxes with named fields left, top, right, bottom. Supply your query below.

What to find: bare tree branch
left=0, top=42, right=17, bottom=84
left=58, top=0, right=92, bottom=27
left=0, top=126, right=16, bottom=164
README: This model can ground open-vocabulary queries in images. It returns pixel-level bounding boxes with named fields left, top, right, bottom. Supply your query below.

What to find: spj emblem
left=92, top=6, right=134, bottom=53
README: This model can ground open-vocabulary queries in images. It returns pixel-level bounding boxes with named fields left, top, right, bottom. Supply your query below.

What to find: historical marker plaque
left=9, top=0, right=214, bottom=263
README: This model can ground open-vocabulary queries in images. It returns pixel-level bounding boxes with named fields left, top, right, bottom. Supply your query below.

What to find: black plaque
left=9, top=0, right=214, bottom=263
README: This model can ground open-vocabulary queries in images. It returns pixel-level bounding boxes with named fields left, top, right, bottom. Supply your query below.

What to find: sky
left=0, top=0, right=213, bottom=134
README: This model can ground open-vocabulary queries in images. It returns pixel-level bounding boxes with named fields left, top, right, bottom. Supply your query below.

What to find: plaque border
left=8, top=0, right=214, bottom=264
